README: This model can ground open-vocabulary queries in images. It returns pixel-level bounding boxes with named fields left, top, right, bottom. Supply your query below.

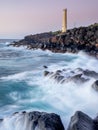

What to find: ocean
left=0, top=40, right=98, bottom=130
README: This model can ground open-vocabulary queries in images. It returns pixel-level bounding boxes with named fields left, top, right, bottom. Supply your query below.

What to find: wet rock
left=67, top=111, right=94, bottom=130
left=69, top=74, right=88, bottom=83
left=36, top=112, right=65, bottom=130
left=22, top=111, right=26, bottom=114
left=54, top=75, right=64, bottom=83
left=44, top=71, right=50, bottom=76
left=43, top=65, right=48, bottom=69
left=94, top=115, right=98, bottom=130
left=1, top=110, right=98, bottom=130
left=43, top=68, right=91, bottom=84
left=0, top=119, right=3, bottom=122
left=13, top=112, right=19, bottom=115
left=0, top=111, right=65, bottom=130
left=83, top=70, right=98, bottom=79
left=92, top=80, right=98, bottom=91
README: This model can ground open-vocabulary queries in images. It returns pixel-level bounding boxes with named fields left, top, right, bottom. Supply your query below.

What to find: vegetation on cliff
left=11, top=23, right=98, bottom=57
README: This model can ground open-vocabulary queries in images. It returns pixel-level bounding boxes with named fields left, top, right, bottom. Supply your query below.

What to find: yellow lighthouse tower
left=62, top=9, right=67, bottom=33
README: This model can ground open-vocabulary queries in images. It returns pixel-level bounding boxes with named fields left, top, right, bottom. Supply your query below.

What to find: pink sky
left=0, top=0, right=98, bottom=38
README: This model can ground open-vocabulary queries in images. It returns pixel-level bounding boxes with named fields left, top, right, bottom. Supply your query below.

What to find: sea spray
left=0, top=42, right=98, bottom=129
left=0, top=113, right=33, bottom=130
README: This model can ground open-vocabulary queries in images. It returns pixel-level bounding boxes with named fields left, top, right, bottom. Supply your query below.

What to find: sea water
left=0, top=40, right=98, bottom=129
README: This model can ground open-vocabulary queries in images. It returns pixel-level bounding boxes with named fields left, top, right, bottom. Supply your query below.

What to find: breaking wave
left=0, top=42, right=98, bottom=129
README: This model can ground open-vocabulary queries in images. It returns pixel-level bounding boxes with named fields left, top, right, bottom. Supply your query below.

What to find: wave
left=0, top=71, right=31, bottom=81
left=0, top=75, right=98, bottom=129
left=0, top=48, right=98, bottom=129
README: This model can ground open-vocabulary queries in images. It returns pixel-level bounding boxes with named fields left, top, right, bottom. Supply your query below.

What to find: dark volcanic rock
left=67, top=111, right=94, bottom=130
left=35, top=112, right=64, bottom=130
left=44, top=68, right=96, bottom=84
left=28, top=111, right=65, bottom=130
left=43, top=65, right=48, bottom=68
left=1, top=110, right=98, bottom=130
left=83, top=70, right=98, bottom=79
left=10, top=23, right=98, bottom=58
left=44, top=71, right=50, bottom=76
left=0, top=111, right=65, bottom=130
left=94, top=115, right=98, bottom=130
left=0, top=119, right=3, bottom=122
left=69, top=74, right=88, bottom=83
left=44, top=68, right=98, bottom=85
left=92, top=80, right=98, bottom=91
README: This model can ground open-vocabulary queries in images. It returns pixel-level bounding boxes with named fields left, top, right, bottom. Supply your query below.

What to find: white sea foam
left=5, top=42, right=10, bottom=45
left=0, top=69, right=41, bottom=81
left=33, top=76, right=98, bottom=129
left=0, top=113, right=32, bottom=130
left=0, top=50, right=98, bottom=130
left=1, top=71, right=29, bottom=81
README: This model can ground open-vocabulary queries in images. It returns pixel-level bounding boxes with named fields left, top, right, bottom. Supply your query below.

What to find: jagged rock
left=83, top=70, right=98, bottom=79
left=69, top=74, right=88, bottom=83
left=43, top=65, right=48, bottom=69
left=10, top=23, right=98, bottom=58
left=92, top=80, right=98, bottom=91
left=93, top=115, right=98, bottom=130
left=44, top=71, right=50, bottom=76
left=0, top=119, right=3, bottom=122
left=54, top=75, right=64, bottom=83
left=0, top=111, right=65, bottom=130
left=1, top=110, right=98, bottom=130
left=67, top=111, right=94, bottom=130
left=44, top=68, right=92, bottom=84
left=35, top=112, right=64, bottom=130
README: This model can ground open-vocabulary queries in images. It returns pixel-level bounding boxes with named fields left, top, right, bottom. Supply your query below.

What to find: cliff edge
left=10, top=23, right=98, bottom=57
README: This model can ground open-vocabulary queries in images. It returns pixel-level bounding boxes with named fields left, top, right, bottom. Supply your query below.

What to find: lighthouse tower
left=62, top=9, right=67, bottom=33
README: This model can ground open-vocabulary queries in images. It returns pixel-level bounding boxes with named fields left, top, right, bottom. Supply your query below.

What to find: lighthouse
left=62, top=9, right=67, bottom=33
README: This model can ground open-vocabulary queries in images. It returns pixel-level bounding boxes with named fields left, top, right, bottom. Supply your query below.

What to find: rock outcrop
left=28, top=111, right=65, bottom=130
left=0, top=111, right=64, bottom=130
left=93, top=115, right=98, bottom=130
left=43, top=68, right=98, bottom=84
left=68, top=111, right=98, bottom=130
left=10, top=23, right=98, bottom=58
left=92, top=80, right=98, bottom=91
left=0, top=111, right=98, bottom=130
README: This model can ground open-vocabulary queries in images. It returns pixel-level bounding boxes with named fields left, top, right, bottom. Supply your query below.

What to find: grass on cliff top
left=51, top=23, right=98, bottom=36
left=51, top=30, right=61, bottom=35
left=89, top=23, right=98, bottom=27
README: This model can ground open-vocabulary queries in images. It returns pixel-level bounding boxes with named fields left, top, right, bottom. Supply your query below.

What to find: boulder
left=67, top=111, right=94, bottom=130
left=69, top=74, right=88, bottom=83
left=0, top=119, right=3, bottom=122
left=44, top=71, right=50, bottom=76
left=34, top=112, right=65, bottom=130
left=92, top=80, right=98, bottom=91
left=43, top=65, right=48, bottom=69
left=0, top=111, right=65, bottom=130
left=83, top=70, right=98, bottom=79
left=93, top=115, right=98, bottom=130
left=43, top=68, right=91, bottom=84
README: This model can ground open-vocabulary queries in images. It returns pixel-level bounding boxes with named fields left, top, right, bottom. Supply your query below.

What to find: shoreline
left=0, top=110, right=98, bottom=130
left=10, top=23, right=98, bottom=58
left=4, top=23, right=98, bottom=129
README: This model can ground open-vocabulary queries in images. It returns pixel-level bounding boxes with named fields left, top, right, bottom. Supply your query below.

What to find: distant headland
left=10, top=23, right=98, bottom=58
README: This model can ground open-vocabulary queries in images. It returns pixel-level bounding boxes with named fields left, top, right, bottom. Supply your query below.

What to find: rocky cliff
left=10, top=23, right=98, bottom=57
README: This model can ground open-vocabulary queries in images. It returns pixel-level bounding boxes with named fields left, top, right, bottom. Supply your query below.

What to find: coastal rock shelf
left=68, top=111, right=98, bottom=130
left=6, top=23, right=98, bottom=130
left=44, top=68, right=98, bottom=91
left=10, top=23, right=98, bottom=57
left=0, top=111, right=98, bottom=130
left=0, top=111, right=64, bottom=130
